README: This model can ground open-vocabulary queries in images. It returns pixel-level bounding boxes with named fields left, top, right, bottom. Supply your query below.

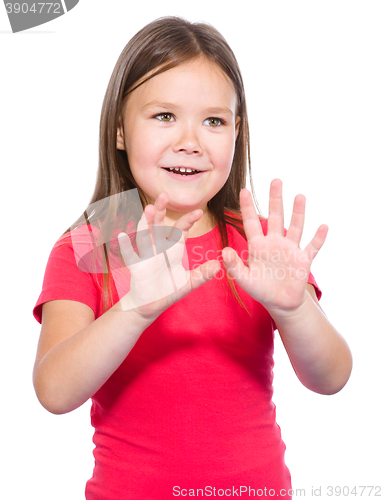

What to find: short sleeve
left=307, top=271, right=321, bottom=300
left=33, top=234, right=100, bottom=324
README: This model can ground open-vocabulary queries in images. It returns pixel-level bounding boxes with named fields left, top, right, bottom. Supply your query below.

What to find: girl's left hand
left=222, top=179, right=328, bottom=316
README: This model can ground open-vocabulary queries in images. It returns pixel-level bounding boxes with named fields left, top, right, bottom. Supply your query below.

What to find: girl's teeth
left=167, top=167, right=200, bottom=175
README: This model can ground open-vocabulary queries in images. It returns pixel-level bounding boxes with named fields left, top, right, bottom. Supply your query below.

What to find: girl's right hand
left=117, top=192, right=221, bottom=321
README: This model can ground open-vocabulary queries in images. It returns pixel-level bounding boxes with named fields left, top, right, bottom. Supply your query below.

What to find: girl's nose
left=172, top=126, right=203, bottom=155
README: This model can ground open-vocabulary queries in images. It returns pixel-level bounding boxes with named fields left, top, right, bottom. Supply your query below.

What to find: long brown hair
left=67, top=16, right=262, bottom=314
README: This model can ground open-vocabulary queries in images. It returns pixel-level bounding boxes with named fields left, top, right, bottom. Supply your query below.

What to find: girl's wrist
left=265, top=290, right=313, bottom=327
left=110, top=294, right=158, bottom=333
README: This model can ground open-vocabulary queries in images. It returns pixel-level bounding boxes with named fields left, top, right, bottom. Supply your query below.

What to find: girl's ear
left=116, top=122, right=126, bottom=151
left=235, top=116, right=241, bottom=140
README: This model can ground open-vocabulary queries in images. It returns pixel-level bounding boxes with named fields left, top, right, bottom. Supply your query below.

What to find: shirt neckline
left=185, top=221, right=219, bottom=244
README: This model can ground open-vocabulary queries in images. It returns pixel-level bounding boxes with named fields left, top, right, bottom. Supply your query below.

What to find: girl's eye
left=204, top=117, right=224, bottom=127
left=155, top=113, right=174, bottom=122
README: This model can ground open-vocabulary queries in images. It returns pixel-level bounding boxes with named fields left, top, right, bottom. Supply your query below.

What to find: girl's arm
left=221, top=179, right=352, bottom=395
left=270, top=284, right=352, bottom=395
left=33, top=195, right=221, bottom=415
left=33, top=299, right=153, bottom=415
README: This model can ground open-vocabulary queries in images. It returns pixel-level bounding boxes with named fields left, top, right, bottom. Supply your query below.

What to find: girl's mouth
left=163, top=167, right=202, bottom=176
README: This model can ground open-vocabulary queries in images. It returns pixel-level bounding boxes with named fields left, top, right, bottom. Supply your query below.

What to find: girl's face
left=117, top=57, right=240, bottom=223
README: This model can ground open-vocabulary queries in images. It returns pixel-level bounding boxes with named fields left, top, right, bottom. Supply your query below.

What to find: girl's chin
left=143, top=198, right=198, bottom=211
left=143, top=191, right=209, bottom=217
left=155, top=195, right=207, bottom=213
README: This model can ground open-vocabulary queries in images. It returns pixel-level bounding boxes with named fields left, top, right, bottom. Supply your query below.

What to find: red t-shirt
left=33, top=220, right=320, bottom=499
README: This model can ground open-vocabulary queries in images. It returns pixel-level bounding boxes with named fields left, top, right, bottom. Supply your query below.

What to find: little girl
left=32, top=16, right=352, bottom=499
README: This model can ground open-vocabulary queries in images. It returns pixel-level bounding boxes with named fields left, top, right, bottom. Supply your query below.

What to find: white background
left=1, top=1, right=382, bottom=498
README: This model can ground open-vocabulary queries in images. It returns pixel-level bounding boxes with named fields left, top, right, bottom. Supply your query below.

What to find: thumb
left=188, top=259, right=221, bottom=291
left=221, top=247, right=246, bottom=283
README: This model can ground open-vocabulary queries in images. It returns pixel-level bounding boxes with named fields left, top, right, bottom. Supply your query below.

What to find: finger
left=143, top=192, right=168, bottom=230
left=285, top=194, right=306, bottom=245
left=188, top=259, right=221, bottom=291
left=118, top=232, right=140, bottom=266
left=167, top=208, right=204, bottom=245
left=239, top=188, right=264, bottom=241
left=152, top=192, right=168, bottom=227
left=267, top=178, right=284, bottom=236
left=137, top=206, right=150, bottom=230
left=135, top=210, right=155, bottom=259
left=150, top=192, right=172, bottom=254
left=221, top=247, right=248, bottom=284
left=303, top=225, right=329, bottom=262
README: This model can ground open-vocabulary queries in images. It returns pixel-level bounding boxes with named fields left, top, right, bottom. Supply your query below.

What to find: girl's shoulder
left=33, top=226, right=102, bottom=324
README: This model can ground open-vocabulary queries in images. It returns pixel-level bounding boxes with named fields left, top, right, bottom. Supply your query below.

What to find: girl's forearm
left=269, top=291, right=352, bottom=395
left=33, top=300, right=153, bottom=415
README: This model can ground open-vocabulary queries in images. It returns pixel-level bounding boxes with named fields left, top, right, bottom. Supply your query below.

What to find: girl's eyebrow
left=204, top=106, right=234, bottom=117
left=141, top=101, right=234, bottom=116
left=141, top=101, right=178, bottom=111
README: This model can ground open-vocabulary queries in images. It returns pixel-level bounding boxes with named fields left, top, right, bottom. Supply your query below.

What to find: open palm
left=222, top=179, right=328, bottom=314
left=117, top=192, right=220, bottom=320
